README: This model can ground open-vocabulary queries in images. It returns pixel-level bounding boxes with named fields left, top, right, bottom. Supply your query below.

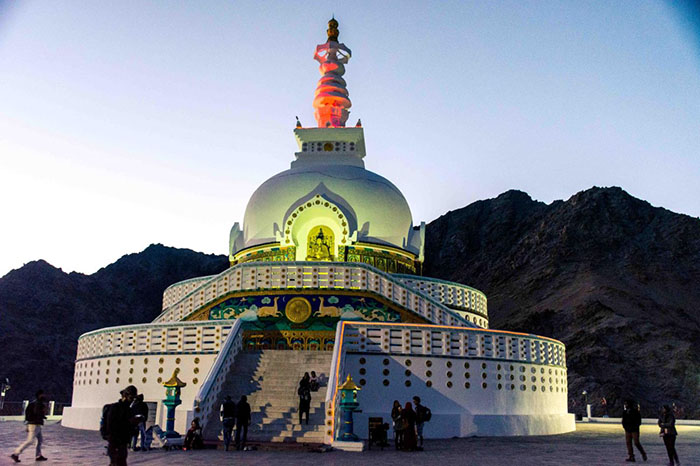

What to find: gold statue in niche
left=307, top=226, right=334, bottom=261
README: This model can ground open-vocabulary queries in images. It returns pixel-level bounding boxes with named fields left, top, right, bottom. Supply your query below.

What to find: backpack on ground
left=100, top=403, right=113, bottom=440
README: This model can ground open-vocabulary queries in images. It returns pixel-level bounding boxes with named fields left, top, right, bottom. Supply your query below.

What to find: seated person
left=309, top=371, right=320, bottom=391
left=183, top=419, right=204, bottom=450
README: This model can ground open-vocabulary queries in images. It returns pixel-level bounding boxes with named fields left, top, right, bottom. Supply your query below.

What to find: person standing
left=130, top=394, right=148, bottom=452
left=622, top=400, right=647, bottom=462
left=413, top=396, right=430, bottom=450
left=401, top=402, right=417, bottom=451
left=10, top=390, right=48, bottom=463
left=391, top=400, right=403, bottom=450
left=659, top=405, right=680, bottom=465
left=235, top=395, right=251, bottom=451
left=221, top=395, right=236, bottom=451
left=105, top=385, right=138, bottom=466
left=298, top=373, right=311, bottom=424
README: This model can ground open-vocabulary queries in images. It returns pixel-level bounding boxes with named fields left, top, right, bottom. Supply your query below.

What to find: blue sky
left=0, top=1, right=698, bottom=276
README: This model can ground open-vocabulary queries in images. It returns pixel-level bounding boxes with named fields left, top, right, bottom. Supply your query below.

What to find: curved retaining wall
left=324, top=322, right=573, bottom=441
left=394, top=275, right=489, bottom=328
left=162, top=275, right=216, bottom=311
left=62, top=320, right=237, bottom=433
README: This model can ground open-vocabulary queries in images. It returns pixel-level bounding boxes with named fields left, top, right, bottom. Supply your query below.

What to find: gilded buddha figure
left=307, top=226, right=334, bottom=260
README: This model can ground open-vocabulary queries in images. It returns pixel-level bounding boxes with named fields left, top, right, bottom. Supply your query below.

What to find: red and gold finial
left=327, top=17, right=339, bottom=42
left=313, top=18, right=352, bottom=127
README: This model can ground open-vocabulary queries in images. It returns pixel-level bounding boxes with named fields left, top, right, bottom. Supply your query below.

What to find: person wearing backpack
left=130, top=394, right=148, bottom=451
left=102, top=385, right=138, bottom=466
left=413, top=396, right=431, bottom=450
left=10, top=389, right=48, bottom=463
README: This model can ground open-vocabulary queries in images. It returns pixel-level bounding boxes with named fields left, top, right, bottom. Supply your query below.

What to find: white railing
left=393, top=274, right=488, bottom=318
left=323, top=321, right=566, bottom=441
left=162, top=275, right=217, bottom=310
left=193, top=319, right=244, bottom=436
left=75, top=320, right=237, bottom=361
left=153, top=262, right=475, bottom=329
left=324, top=321, right=351, bottom=443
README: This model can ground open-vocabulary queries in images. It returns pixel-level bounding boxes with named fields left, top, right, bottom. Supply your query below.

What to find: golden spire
left=339, top=374, right=360, bottom=390
left=327, top=17, right=339, bottom=42
left=163, top=368, right=187, bottom=388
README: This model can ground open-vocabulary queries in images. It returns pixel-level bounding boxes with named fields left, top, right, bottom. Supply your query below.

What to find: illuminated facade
left=63, top=19, right=574, bottom=442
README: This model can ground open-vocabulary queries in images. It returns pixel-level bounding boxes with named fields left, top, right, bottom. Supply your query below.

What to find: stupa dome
left=242, top=162, right=414, bottom=252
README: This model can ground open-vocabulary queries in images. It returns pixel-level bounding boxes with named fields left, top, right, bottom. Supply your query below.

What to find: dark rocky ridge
left=0, top=244, right=229, bottom=403
left=1, top=187, right=698, bottom=418
left=424, top=187, right=700, bottom=417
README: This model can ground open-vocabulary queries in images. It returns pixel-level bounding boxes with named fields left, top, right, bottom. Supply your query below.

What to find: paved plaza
left=1, top=421, right=699, bottom=465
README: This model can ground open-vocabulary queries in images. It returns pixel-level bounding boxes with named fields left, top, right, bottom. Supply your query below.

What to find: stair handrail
left=193, top=319, right=244, bottom=426
left=324, top=320, right=350, bottom=443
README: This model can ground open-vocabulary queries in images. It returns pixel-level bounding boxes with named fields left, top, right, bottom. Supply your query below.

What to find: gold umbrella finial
left=163, top=368, right=187, bottom=388
left=327, top=17, right=339, bottom=42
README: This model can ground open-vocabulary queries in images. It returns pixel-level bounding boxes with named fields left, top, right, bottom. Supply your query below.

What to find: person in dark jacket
left=10, top=390, right=48, bottom=463
left=401, top=402, right=417, bottom=451
left=130, top=394, right=148, bottom=451
left=221, top=395, right=236, bottom=451
left=183, top=418, right=204, bottom=450
left=622, top=400, right=646, bottom=462
left=235, top=395, right=251, bottom=450
left=106, top=385, right=138, bottom=466
left=298, top=373, right=311, bottom=424
left=391, top=400, right=403, bottom=450
left=659, top=405, right=679, bottom=465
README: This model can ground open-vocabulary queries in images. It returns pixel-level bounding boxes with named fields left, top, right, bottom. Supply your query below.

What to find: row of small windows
left=360, top=357, right=565, bottom=375
left=301, top=141, right=356, bottom=152
left=356, top=357, right=567, bottom=391
left=75, top=357, right=202, bottom=386
left=75, top=376, right=200, bottom=386
left=356, top=378, right=568, bottom=393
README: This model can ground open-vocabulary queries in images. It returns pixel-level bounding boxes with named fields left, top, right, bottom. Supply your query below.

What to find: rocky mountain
left=424, top=187, right=700, bottom=418
left=0, top=244, right=229, bottom=404
left=2, top=187, right=698, bottom=418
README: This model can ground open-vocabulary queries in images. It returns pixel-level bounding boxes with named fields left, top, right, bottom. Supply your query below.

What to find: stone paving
left=1, top=421, right=699, bottom=465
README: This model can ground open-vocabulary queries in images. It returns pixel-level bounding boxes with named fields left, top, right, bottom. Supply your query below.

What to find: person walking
left=413, top=396, right=430, bottom=450
left=622, top=399, right=647, bottom=462
left=659, top=405, right=680, bottom=465
left=401, top=402, right=417, bottom=451
left=391, top=400, right=403, bottom=450
left=10, top=390, right=48, bottom=463
left=298, top=373, right=311, bottom=425
left=235, top=395, right=251, bottom=451
left=105, top=385, right=138, bottom=466
left=221, top=395, right=236, bottom=451
left=130, top=394, right=148, bottom=452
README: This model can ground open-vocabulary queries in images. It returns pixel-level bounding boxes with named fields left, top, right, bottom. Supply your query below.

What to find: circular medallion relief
left=285, top=297, right=312, bottom=323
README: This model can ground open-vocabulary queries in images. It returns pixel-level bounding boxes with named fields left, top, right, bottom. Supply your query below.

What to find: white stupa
left=62, top=19, right=574, bottom=443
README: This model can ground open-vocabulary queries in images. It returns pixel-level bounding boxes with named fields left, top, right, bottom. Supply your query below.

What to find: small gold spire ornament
left=327, top=17, right=339, bottom=42
left=163, top=368, right=187, bottom=388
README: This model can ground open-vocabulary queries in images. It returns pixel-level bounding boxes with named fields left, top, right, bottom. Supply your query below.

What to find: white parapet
left=324, top=322, right=574, bottom=441
left=62, top=320, right=237, bottom=434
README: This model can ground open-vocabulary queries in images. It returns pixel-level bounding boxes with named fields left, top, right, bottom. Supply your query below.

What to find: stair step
left=203, top=350, right=333, bottom=443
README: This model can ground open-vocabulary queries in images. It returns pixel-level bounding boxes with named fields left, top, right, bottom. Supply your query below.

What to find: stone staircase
left=202, top=350, right=333, bottom=444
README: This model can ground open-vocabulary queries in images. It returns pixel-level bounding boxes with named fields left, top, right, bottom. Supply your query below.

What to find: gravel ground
left=1, top=421, right=699, bottom=465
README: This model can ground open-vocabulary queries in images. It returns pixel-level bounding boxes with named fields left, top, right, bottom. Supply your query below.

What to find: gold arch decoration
left=283, top=194, right=350, bottom=247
